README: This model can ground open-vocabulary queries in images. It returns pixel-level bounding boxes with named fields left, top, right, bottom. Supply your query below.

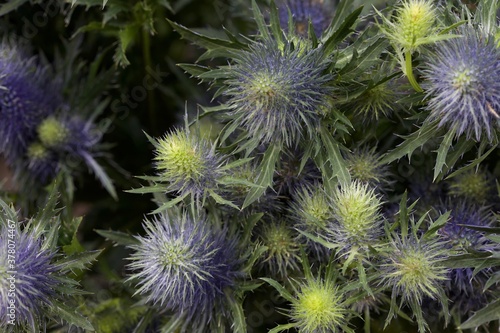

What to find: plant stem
left=405, top=51, right=423, bottom=93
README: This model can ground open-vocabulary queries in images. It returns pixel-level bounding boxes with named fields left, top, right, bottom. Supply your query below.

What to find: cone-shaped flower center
left=38, top=118, right=69, bottom=147
left=27, top=142, right=49, bottom=160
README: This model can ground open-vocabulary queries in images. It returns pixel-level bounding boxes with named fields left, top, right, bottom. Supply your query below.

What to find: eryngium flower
left=290, top=278, right=351, bottom=333
left=327, top=181, right=383, bottom=254
left=26, top=142, right=60, bottom=185
left=127, top=212, right=242, bottom=330
left=423, top=29, right=500, bottom=141
left=447, top=168, right=493, bottom=204
left=0, top=227, right=58, bottom=329
left=345, top=147, right=390, bottom=190
left=278, top=0, right=333, bottom=37
left=225, top=41, right=332, bottom=146
left=153, top=129, right=224, bottom=198
left=0, top=42, right=61, bottom=161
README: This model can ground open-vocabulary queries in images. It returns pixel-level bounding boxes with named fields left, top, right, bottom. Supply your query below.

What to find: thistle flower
left=348, top=81, right=401, bottom=120
left=0, top=42, right=61, bottom=161
left=277, top=0, right=334, bottom=37
left=447, top=168, right=493, bottom=204
left=345, top=147, right=390, bottom=190
left=423, top=29, right=500, bottom=141
left=326, top=181, right=383, bottom=255
left=257, top=220, right=300, bottom=278
left=274, top=148, right=321, bottom=196
left=25, top=142, right=60, bottom=185
left=225, top=40, right=333, bottom=147
left=437, top=201, right=495, bottom=314
left=290, top=184, right=332, bottom=261
left=153, top=129, right=224, bottom=198
left=378, top=0, right=438, bottom=53
left=0, top=228, right=58, bottom=330
left=127, top=211, right=243, bottom=332
left=380, top=234, right=449, bottom=332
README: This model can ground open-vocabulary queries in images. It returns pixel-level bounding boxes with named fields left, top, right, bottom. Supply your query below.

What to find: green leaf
left=95, top=229, right=139, bottom=246
left=445, top=144, right=497, bottom=180
left=380, top=120, right=440, bottom=164
left=56, top=250, right=102, bottom=271
left=82, top=152, right=118, bottom=200
left=242, top=142, right=281, bottom=209
left=433, top=128, right=455, bottom=181
left=322, top=7, right=363, bottom=60
left=208, top=189, right=240, bottom=210
left=251, top=0, right=270, bottom=41
left=319, top=126, right=350, bottom=187
left=459, top=299, right=500, bottom=329
left=269, top=0, right=285, bottom=49
left=226, top=293, right=246, bottom=333
left=260, top=278, right=295, bottom=303
left=268, top=323, right=298, bottom=333
left=0, top=0, right=29, bottom=16
left=51, top=300, right=94, bottom=330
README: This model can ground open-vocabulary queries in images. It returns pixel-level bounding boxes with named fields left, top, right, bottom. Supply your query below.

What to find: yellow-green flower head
left=345, top=147, right=390, bottom=190
left=380, top=235, right=450, bottom=332
left=291, top=278, right=350, bottom=333
left=154, top=129, right=224, bottom=197
left=257, top=220, right=300, bottom=278
left=380, top=0, right=437, bottom=52
left=37, top=117, right=69, bottom=148
left=327, top=181, right=382, bottom=253
left=448, top=168, right=493, bottom=204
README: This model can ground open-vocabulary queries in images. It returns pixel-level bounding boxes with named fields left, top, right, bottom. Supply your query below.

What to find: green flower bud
left=448, top=169, right=492, bottom=204
left=37, top=117, right=69, bottom=147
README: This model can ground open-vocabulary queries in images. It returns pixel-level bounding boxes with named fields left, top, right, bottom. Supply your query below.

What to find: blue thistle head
left=0, top=42, right=62, bottom=161
left=225, top=40, right=333, bottom=147
left=277, top=0, right=334, bottom=37
left=153, top=129, right=225, bottom=199
left=25, top=142, right=60, bottom=185
left=437, top=201, right=495, bottom=314
left=127, top=211, right=243, bottom=331
left=0, top=225, right=58, bottom=330
left=423, top=28, right=500, bottom=141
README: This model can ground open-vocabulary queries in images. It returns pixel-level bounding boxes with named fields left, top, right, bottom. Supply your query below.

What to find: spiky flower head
left=25, top=142, right=60, bottom=184
left=274, top=148, right=321, bottom=196
left=278, top=0, right=334, bottom=37
left=290, top=184, right=332, bottom=260
left=0, top=226, right=58, bottom=330
left=257, top=220, right=300, bottom=278
left=127, top=211, right=242, bottom=331
left=345, top=147, right=390, bottom=190
left=447, top=168, right=493, bottom=204
left=0, top=41, right=61, bottom=161
left=153, top=129, right=224, bottom=198
left=380, top=234, right=449, bottom=332
left=437, top=201, right=495, bottom=314
left=378, top=0, right=438, bottom=52
left=327, top=181, right=383, bottom=254
left=423, top=28, right=500, bottom=141
left=225, top=40, right=333, bottom=147
left=289, top=277, right=352, bottom=333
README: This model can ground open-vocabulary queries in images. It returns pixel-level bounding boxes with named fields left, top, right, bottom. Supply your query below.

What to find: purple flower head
left=25, top=142, right=60, bottom=185
left=437, top=201, right=495, bottom=314
left=127, top=212, right=243, bottom=331
left=225, top=40, right=333, bottom=147
left=0, top=42, right=62, bottom=161
left=0, top=227, right=58, bottom=330
left=423, top=29, right=500, bottom=141
left=277, top=0, right=334, bottom=37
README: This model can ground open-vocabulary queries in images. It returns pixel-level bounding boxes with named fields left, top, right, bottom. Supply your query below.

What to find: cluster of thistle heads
left=2, top=0, right=500, bottom=332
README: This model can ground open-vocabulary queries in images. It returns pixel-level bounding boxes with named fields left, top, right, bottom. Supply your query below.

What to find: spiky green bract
left=257, top=220, right=300, bottom=278
left=377, top=0, right=438, bottom=53
left=153, top=129, right=225, bottom=199
left=327, top=181, right=383, bottom=255
left=345, top=147, right=390, bottom=191
left=380, top=234, right=450, bottom=332
left=127, top=211, right=243, bottom=332
left=290, top=184, right=332, bottom=261
left=224, top=39, right=333, bottom=147
left=423, top=28, right=500, bottom=142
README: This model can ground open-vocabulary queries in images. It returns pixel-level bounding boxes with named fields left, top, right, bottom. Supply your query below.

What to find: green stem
left=364, top=307, right=371, bottom=333
left=405, top=51, right=423, bottom=93
left=142, top=28, right=157, bottom=134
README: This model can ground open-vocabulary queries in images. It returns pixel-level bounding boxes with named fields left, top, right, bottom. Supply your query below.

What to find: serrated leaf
left=56, top=250, right=102, bottom=271
left=445, top=144, right=497, bottom=180
left=321, top=7, right=363, bottom=60
left=380, top=120, right=440, bottom=164
left=319, top=126, right=350, bottom=187
left=433, top=125, right=456, bottom=181
left=95, top=229, right=140, bottom=246
left=51, top=300, right=94, bottom=330
left=459, top=299, right=500, bottom=329
left=251, top=0, right=270, bottom=41
left=226, top=293, right=246, bottom=333
left=242, top=142, right=281, bottom=209
left=269, top=323, right=298, bottom=333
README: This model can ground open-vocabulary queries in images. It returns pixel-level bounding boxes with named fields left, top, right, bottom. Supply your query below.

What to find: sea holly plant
left=0, top=186, right=100, bottom=332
